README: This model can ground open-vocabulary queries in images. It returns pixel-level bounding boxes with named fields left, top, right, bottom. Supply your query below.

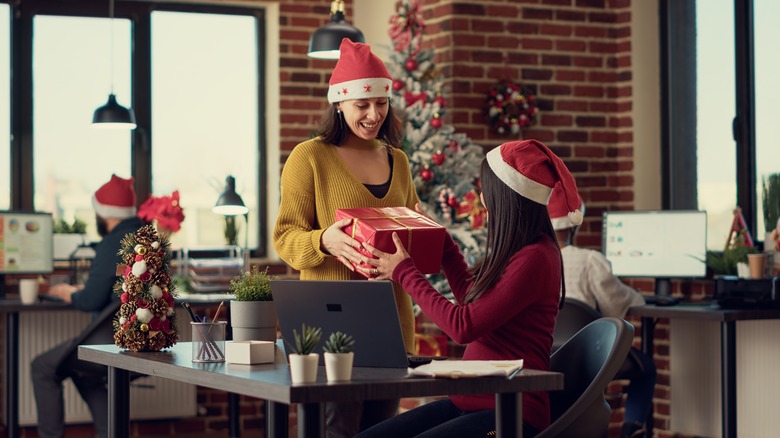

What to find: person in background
left=356, top=140, right=581, bottom=438
left=547, top=188, right=656, bottom=438
left=32, top=174, right=146, bottom=438
left=273, top=38, right=419, bottom=438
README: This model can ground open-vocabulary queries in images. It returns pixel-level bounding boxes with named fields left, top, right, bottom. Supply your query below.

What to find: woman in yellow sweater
left=273, top=38, right=419, bottom=438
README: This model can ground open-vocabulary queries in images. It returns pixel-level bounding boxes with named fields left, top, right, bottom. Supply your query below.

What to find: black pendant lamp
left=307, top=0, right=365, bottom=60
left=213, top=176, right=249, bottom=216
left=92, top=0, right=136, bottom=129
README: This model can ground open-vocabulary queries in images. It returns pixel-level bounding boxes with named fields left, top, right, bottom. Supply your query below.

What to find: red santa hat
left=549, top=186, right=586, bottom=230
left=92, top=174, right=137, bottom=219
left=327, top=38, right=393, bottom=103
left=486, top=139, right=583, bottom=226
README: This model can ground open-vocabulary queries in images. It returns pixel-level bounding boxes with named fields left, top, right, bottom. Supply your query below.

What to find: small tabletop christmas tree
left=114, top=224, right=178, bottom=352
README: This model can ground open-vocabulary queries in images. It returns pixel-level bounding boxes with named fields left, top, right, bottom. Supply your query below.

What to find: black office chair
left=537, top=317, right=634, bottom=438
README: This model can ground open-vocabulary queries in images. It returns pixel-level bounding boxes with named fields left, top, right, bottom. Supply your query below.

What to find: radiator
left=670, top=319, right=780, bottom=438
left=18, top=310, right=196, bottom=426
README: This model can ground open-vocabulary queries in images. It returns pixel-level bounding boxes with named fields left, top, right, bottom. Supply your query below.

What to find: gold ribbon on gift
left=349, top=208, right=437, bottom=253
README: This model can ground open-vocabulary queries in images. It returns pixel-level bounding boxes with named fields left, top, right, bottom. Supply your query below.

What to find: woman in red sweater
left=356, top=139, right=583, bottom=438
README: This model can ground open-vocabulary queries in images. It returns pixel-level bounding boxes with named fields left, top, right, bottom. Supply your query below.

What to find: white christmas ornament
left=150, top=284, right=163, bottom=299
left=151, top=241, right=160, bottom=249
left=131, top=260, right=148, bottom=277
left=136, top=308, right=153, bottom=324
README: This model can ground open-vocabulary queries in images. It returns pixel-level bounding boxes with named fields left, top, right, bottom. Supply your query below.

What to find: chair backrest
left=552, top=298, right=603, bottom=352
left=537, top=317, right=634, bottom=438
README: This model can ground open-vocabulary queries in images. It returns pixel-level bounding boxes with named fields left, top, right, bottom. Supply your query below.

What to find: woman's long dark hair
left=316, top=103, right=404, bottom=147
left=463, top=160, right=562, bottom=304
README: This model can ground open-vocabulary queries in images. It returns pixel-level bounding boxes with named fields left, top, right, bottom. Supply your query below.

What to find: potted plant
left=52, top=218, right=87, bottom=260
left=286, top=323, right=322, bottom=384
left=762, top=173, right=780, bottom=253
left=228, top=266, right=277, bottom=342
left=323, top=331, right=355, bottom=382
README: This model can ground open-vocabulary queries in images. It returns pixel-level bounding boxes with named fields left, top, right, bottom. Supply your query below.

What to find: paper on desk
left=409, top=359, right=523, bottom=379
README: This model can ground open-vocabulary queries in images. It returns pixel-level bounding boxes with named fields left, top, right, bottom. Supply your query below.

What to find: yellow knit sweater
left=273, top=135, right=420, bottom=352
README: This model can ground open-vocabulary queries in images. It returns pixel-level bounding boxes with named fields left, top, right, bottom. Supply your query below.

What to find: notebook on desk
left=272, top=279, right=434, bottom=368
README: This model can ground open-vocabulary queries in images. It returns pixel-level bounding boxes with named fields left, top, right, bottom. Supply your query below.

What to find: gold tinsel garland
left=113, top=224, right=179, bottom=352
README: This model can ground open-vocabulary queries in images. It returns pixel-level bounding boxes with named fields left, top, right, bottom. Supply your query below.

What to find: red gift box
left=336, top=207, right=446, bottom=277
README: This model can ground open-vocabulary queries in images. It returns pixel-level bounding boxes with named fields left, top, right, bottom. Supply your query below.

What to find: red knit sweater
left=393, top=233, right=561, bottom=431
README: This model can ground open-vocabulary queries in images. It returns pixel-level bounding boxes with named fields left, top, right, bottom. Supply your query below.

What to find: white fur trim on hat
left=486, top=147, right=553, bottom=205
left=328, top=77, right=393, bottom=103
left=92, top=195, right=136, bottom=219
left=551, top=207, right=585, bottom=230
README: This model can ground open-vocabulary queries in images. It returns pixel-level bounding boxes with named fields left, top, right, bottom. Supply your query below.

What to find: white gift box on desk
left=225, top=341, right=275, bottom=364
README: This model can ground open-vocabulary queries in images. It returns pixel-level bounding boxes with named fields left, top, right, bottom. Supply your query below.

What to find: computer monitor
left=602, top=210, right=707, bottom=295
left=0, top=211, right=54, bottom=296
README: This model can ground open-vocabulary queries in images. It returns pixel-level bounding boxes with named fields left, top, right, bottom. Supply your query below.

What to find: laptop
left=272, top=279, right=414, bottom=368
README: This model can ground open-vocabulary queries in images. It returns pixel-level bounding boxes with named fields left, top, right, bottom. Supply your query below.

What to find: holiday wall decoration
left=114, top=224, right=178, bottom=352
left=387, top=0, right=487, bottom=292
left=485, top=79, right=537, bottom=135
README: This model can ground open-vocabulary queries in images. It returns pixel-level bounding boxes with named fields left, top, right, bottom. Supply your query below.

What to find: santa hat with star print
left=327, top=38, right=393, bottom=103
left=92, top=174, right=137, bottom=219
left=486, top=139, right=583, bottom=226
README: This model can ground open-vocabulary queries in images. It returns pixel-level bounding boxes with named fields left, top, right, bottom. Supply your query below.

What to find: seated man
left=548, top=187, right=656, bottom=438
left=32, top=174, right=146, bottom=438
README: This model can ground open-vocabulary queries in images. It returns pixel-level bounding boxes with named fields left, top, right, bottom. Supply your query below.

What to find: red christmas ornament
left=447, top=196, right=460, bottom=209
left=432, top=151, right=445, bottom=166
left=448, top=140, right=460, bottom=151
left=392, top=79, right=405, bottom=92
left=421, top=167, right=434, bottom=181
left=430, top=116, right=443, bottom=129
left=434, top=96, right=446, bottom=108
left=405, top=58, right=419, bottom=72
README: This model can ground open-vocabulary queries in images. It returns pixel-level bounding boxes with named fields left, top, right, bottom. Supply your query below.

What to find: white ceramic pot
left=288, top=353, right=319, bottom=384
left=324, top=352, right=354, bottom=382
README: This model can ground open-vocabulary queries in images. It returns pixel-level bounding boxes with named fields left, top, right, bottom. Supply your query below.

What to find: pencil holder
left=191, top=321, right=227, bottom=363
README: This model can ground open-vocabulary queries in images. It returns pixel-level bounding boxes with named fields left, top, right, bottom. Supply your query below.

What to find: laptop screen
left=271, top=280, right=410, bottom=368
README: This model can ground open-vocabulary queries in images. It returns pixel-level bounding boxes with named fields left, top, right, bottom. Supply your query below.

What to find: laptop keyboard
left=407, top=355, right=443, bottom=368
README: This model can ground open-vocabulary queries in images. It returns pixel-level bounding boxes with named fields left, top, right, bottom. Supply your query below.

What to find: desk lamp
left=213, top=176, right=250, bottom=268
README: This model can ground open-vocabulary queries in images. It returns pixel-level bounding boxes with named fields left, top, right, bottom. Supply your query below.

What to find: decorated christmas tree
left=114, top=224, right=179, bottom=352
left=387, top=0, right=487, bottom=285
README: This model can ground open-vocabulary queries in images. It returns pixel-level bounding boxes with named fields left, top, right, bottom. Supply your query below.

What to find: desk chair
left=553, top=298, right=647, bottom=382
left=537, top=317, right=634, bottom=438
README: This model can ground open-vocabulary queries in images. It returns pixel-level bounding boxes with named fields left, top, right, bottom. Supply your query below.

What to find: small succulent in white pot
left=287, top=324, right=322, bottom=384
left=323, top=331, right=355, bottom=382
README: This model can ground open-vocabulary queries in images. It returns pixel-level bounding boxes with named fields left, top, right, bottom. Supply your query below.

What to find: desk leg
left=108, top=366, right=130, bottom=438
left=640, top=316, right=655, bottom=438
left=4, top=312, right=18, bottom=438
left=495, top=392, right=523, bottom=438
left=721, top=321, right=737, bottom=438
left=298, top=403, right=323, bottom=438
left=228, top=393, right=240, bottom=438
left=266, top=401, right=288, bottom=438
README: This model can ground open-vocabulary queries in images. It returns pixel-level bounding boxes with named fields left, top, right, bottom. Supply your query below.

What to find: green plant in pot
left=52, top=218, right=88, bottom=260
left=228, top=266, right=277, bottom=342
left=706, top=246, right=760, bottom=276
left=323, top=331, right=356, bottom=382
left=762, top=173, right=780, bottom=252
left=287, top=324, right=322, bottom=384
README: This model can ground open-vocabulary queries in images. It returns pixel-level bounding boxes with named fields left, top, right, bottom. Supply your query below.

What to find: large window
left=696, top=0, right=736, bottom=249
left=9, top=1, right=267, bottom=254
left=691, top=0, right=773, bottom=249
left=151, top=11, right=259, bottom=250
left=1, top=4, right=9, bottom=210
left=33, top=15, right=132, bottom=241
left=754, top=0, right=780, bottom=236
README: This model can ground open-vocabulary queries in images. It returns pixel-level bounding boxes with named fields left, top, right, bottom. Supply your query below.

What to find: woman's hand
left=320, top=218, right=367, bottom=271
left=358, top=232, right=410, bottom=280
